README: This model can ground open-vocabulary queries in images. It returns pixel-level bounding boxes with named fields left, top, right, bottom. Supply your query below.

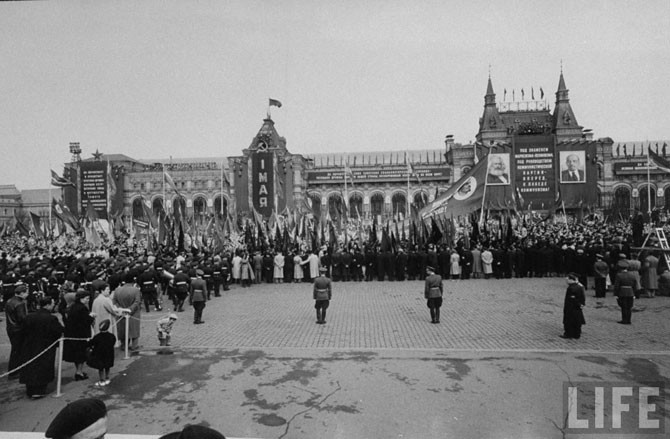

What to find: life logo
left=564, top=381, right=666, bottom=434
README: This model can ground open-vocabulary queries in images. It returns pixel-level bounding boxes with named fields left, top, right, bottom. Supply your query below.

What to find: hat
left=45, top=398, right=107, bottom=439
left=91, top=279, right=108, bottom=291
left=196, top=269, right=204, bottom=276
left=169, top=313, right=178, bottom=320
left=426, top=266, right=435, bottom=272
left=617, top=259, right=630, bottom=270
left=14, top=284, right=27, bottom=293
left=567, top=272, right=579, bottom=281
left=99, top=319, right=111, bottom=331
left=75, top=289, right=89, bottom=300
left=159, top=425, right=226, bottom=439
left=595, top=254, right=603, bottom=259
left=576, top=249, right=584, bottom=254
left=619, top=253, right=627, bottom=259
left=319, top=267, right=327, bottom=272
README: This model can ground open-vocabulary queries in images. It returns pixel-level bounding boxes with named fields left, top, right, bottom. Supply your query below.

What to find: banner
left=252, top=152, right=275, bottom=217
left=80, top=161, right=108, bottom=220
left=513, top=135, right=556, bottom=210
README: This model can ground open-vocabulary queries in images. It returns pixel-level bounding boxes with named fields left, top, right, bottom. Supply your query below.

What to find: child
left=87, top=319, right=116, bottom=387
left=157, top=313, right=178, bottom=346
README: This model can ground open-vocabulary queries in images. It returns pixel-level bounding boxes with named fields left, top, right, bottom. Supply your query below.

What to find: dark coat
left=63, top=301, right=94, bottom=363
left=87, top=331, right=116, bottom=370
left=563, top=283, right=586, bottom=326
left=19, top=308, right=63, bottom=386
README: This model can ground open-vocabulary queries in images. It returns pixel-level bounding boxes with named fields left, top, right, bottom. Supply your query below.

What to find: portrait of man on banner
left=560, top=150, right=586, bottom=183
left=486, top=153, right=510, bottom=185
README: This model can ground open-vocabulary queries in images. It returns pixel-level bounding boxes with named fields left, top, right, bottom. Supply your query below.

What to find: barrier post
left=54, top=337, right=64, bottom=397
left=124, top=314, right=130, bottom=360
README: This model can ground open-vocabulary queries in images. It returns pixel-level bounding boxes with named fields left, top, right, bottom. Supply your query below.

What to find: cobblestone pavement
left=138, top=277, right=670, bottom=354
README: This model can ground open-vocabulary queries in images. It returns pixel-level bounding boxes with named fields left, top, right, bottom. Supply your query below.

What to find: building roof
left=0, top=185, right=21, bottom=198
left=138, top=156, right=228, bottom=165
left=21, top=189, right=57, bottom=205
left=81, top=153, right=141, bottom=164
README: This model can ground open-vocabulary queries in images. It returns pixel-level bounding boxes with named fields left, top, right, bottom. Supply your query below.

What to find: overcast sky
left=1, top=0, right=669, bottom=190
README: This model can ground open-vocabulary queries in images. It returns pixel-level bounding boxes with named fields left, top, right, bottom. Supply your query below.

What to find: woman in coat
left=640, top=251, right=659, bottom=297
left=561, top=272, right=586, bottom=339
left=240, top=251, right=254, bottom=287
left=63, top=289, right=95, bottom=380
left=293, top=252, right=304, bottom=283
left=19, top=296, right=64, bottom=398
left=91, top=281, right=128, bottom=347
left=273, top=251, right=285, bottom=283
left=449, top=250, right=461, bottom=280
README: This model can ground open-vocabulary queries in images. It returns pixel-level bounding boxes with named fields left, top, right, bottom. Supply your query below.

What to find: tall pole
left=406, top=155, right=410, bottom=222
left=162, top=163, right=166, bottom=214
left=220, top=161, right=224, bottom=216
left=647, top=150, right=652, bottom=219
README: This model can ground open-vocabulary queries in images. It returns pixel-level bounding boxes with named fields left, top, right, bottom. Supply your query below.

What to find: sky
left=1, top=0, right=669, bottom=190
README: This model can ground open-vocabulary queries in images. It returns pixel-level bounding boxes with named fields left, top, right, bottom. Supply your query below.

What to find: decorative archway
left=370, top=193, right=385, bottom=220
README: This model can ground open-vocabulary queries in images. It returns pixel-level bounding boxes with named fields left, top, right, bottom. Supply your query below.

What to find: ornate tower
left=552, top=71, right=583, bottom=141
left=476, top=76, right=507, bottom=146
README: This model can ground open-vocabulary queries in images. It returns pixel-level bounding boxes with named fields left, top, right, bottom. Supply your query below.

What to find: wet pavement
left=1, top=277, right=669, bottom=438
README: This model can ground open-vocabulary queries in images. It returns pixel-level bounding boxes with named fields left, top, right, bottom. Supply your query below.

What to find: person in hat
left=5, top=283, right=29, bottom=379
left=157, top=313, right=178, bottom=346
left=45, top=398, right=107, bottom=439
left=424, top=266, right=444, bottom=323
left=640, top=250, right=659, bottom=298
left=313, top=266, right=332, bottom=324
left=63, top=289, right=95, bottom=381
left=159, top=424, right=226, bottom=439
left=190, top=269, right=208, bottom=324
left=593, top=254, right=609, bottom=298
left=87, top=319, right=116, bottom=387
left=561, top=273, right=586, bottom=339
left=112, top=272, right=142, bottom=351
left=19, top=295, right=63, bottom=398
left=613, top=259, right=640, bottom=325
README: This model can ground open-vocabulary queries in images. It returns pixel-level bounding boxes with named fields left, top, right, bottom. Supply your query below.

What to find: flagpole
left=220, top=161, right=224, bottom=216
left=479, top=155, right=489, bottom=226
left=163, top=163, right=167, bottom=214
left=406, top=154, right=410, bottom=222
left=647, top=149, right=652, bottom=219
left=48, top=163, right=52, bottom=234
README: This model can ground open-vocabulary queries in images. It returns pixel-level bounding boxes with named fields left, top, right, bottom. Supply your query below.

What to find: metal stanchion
left=54, top=337, right=64, bottom=397
left=124, top=314, right=130, bottom=359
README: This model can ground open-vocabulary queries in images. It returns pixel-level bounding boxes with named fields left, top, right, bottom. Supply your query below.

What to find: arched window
left=391, top=193, right=406, bottom=219
left=349, top=193, right=363, bottom=218
left=309, top=193, right=322, bottom=218
left=612, top=187, right=631, bottom=218
left=370, top=193, right=384, bottom=219
left=639, top=186, right=656, bottom=214
left=413, top=192, right=428, bottom=211
left=193, top=197, right=208, bottom=222
left=131, top=198, right=144, bottom=219
left=214, top=196, right=228, bottom=218
left=664, top=187, right=670, bottom=210
left=152, top=198, right=164, bottom=217
left=328, top=193, right=344, bottom=221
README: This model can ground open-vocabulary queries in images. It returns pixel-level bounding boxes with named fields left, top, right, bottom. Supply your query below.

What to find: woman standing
left=293, top=251, right=304, bottom=283
left=273, top=250, right=285, bottom=283
left=19, top=296, right=63, bottom=398
left=63, top=289, right=95, bottom=380
left=91, top=281, right=128, bottom=347
left=240, top=251, right=254, bottom=287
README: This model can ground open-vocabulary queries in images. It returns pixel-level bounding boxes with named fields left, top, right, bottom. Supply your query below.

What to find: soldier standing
left=424, top=266, right=444, bottom=324
left=313, top=267, right=332, bottom=324
left=189, top=269, right=208, bottom=325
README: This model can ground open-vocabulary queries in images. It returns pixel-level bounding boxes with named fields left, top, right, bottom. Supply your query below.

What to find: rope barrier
left=0, top=336, right=90, bottom=379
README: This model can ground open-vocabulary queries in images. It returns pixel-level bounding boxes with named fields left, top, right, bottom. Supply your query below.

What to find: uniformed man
left=189, top=269, right=208, bottom=325
left=560, top=273, right=586, bottom=339
left=313, top=266, right=332, bottom=324
left=137, top=265, right=161, bottom=312
left=424, top=266, right=444, bottom=324
left=593, top=254, right=609, bottom=298
left=613, top=259, right=640, bottom=325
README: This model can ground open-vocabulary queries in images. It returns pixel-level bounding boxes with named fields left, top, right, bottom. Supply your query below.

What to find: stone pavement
left=155, top=277, right=670, bottom=353
left=1, top=278, right=669, bottom=439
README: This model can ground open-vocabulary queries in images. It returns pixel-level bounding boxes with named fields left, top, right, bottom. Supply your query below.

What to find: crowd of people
left=2, top=215, right=669, bottom=400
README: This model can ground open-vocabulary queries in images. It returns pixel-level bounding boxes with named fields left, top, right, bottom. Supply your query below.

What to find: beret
left=91, top=279, right=108, bottom=291
left=75, top=289, right=89, bottom=300
left=425, top=266, right=435, bottom=272
left=99, top=319, right=111, bottom=331
left=159, top=425, right=226, bottom=439
left=14, top=284, right=27, bottom=293
left=196, top=269, right=204, bottom=276
left=45, top=398, right=107, bottom=439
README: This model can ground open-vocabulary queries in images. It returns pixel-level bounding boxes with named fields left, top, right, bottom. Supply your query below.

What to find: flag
left=531, top=87, right=535, bottom=100
left=54, top=199, right=82, bottom=231
left=30, top=212, right=45, bottom=239
left=344, top=163, right=355, bottom=188
left=649, top=149, right=670, bottom=173
left=141, top=197, right=158, bottom=228
left=419, top=153, right=489, bottom=220
left=14, top=211, right=30, bottom=237
left=503, top=88, right=507, bottom=101
left=269, top=98, right=282, bottom=108
left=274, top=160, right=284, bottom=199
left=51, top=169, right=75, bottom=188
left=407, top=159, right=423, bottom=185
left=540, top=87, right=544, bottom=99
left=164, top=170, right=182, bottom=197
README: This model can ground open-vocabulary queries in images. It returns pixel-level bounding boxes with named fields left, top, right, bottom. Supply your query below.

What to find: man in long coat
left=560, top=273, right=586, bottom=339
left=113, top=272, right=142, bottom=350
left=640, top=251, right=659, bottom=298
left=19, top=296, right=63, bottom=398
